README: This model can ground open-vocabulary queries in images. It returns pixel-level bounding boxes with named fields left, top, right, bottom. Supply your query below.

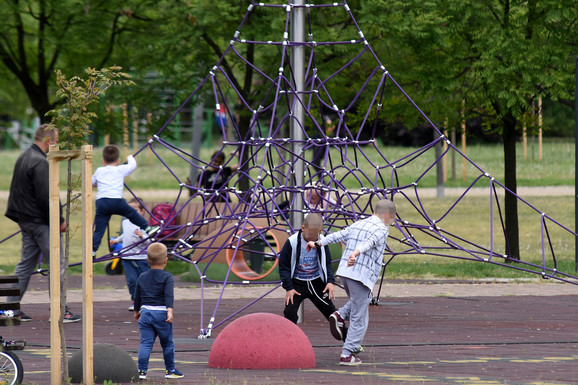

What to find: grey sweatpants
left=337, top=277, right=372, bottom=356
left=7, top=222, right=67, bottom=306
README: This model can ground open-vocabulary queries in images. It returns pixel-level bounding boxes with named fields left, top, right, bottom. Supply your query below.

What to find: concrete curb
left=20, top=280, right=578, bottom=305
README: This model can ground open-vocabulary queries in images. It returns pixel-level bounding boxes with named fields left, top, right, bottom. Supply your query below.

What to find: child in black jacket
left=278, top=213, right=340, bottom=332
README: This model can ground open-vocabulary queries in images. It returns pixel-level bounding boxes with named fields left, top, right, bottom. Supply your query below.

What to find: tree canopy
left=0, top=0, right=576, bottom=258
left=358, top=0, right=578, bottom=259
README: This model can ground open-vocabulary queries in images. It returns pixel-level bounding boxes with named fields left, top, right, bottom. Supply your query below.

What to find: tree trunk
left=502, top=111, right=520, bottom=260
left=32, top=96, right=52, bottom=124
left=60, top=158, right=73, bottom=382
left=18, top=75, right=52, bottom=123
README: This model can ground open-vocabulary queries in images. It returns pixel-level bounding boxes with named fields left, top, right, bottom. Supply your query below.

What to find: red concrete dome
left=208, top=312, right=316, bottom=369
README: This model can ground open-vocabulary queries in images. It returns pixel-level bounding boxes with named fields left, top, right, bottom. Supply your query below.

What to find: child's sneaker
left=329, top=311, right=346, bottom=341
left=339, top=354, right=362, bottom=366
left=14, top=311, right=32, bottom=322
left=145, top=226, right=159, bottom=236
left=138, top=370, right=146, bottom=379
left=63, top=311, right=81, bottom=323
left=128, top=303, right=134, bottom=311
left=165, top=368, right=184, bottom=378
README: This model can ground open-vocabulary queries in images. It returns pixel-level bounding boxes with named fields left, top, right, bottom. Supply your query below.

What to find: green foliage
left=359, top=0, right=578, bottom=130
left=46, top=66, right=134, bottom=150
left=0, top=1, right=143, bottom=121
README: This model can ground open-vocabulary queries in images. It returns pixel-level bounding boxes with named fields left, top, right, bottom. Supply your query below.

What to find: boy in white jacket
left=92, top=145, right=156, bottom=255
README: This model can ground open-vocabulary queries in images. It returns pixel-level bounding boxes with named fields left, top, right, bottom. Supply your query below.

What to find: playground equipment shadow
left=9, top=274, right=578, bottom=384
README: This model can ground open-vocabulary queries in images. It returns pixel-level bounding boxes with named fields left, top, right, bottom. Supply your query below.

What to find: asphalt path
left=9, top=274, right=578, bottom=385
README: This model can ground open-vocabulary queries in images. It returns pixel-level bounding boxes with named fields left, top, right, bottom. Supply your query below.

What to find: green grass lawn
left=0, top=138, right=573, bottom=190
left=385, top=194, right=576, bottom=280
left=0, top=138, right=574, bottom=281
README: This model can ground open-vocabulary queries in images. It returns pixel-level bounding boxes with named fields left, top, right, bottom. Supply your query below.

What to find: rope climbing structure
left=4, top=1, right=576, bottom=338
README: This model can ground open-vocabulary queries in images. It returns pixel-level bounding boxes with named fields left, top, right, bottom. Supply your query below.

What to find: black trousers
left=284, top=278, right=336, bottom=324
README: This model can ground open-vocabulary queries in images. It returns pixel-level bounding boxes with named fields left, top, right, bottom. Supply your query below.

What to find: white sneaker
left=145, top=226, right=159, bottom=236
left=339, top=355, right=362, bottom=366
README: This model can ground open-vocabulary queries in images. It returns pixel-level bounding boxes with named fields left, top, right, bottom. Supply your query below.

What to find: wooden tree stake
left=48, top=145, right=94, bottom=385
left=81, top=145, right=94, bottom=385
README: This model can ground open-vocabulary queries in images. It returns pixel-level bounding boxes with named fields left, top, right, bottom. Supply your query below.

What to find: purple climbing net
left=5, top=1, right=573, bottom=338
left=134, top=1, right=577, bottom=337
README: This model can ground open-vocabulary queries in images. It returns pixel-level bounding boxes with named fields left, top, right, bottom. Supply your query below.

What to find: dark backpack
left=149, top=203, right=176, bottom=238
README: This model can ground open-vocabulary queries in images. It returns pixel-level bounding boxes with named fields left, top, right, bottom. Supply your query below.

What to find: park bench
left=0, top=275, right=25, bottom=383
left=0, top=276, right=21, bottom=327
left=142, top=200, right=289, bottom=279
left=142, top=200, right=230, bottom=245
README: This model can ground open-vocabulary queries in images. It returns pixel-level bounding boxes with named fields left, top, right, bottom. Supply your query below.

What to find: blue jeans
left=138, top=309, right=175, bottom=372
left=122, top=259, right=150, bottom=301
left=93, top=198, right=149, bottom=252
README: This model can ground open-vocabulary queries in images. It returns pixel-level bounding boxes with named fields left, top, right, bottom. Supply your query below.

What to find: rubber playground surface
left=7, top=274, right=578, bottom=384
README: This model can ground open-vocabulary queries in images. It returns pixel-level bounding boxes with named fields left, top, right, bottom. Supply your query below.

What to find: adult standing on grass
left=4, top=125, right=81, bottom=322
left=306, top=198, right=396, bottom=366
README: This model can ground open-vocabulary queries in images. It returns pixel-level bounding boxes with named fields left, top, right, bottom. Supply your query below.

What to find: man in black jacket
left=5, top=125, right=80, bottom=323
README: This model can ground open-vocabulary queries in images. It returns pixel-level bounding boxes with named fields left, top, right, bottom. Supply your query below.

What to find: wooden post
left=81, top=145, right=94, bottom=385
left=451, top=127, right=456, bottom=181
left=538, top=97, right=543, bottom=161
left=523, top=124, right=527, bottom=160
left=147, top=112, right=153, bottom=166
left=48, top=146, right=93, bottom=384
left=443, top=122, right=448, bottom=183
left=461, top=100, right=467, bottom=182
left=133, top=107, right=139, bottom=154
left=122, top=103, right=129, bottom=160
left=104, top=105, right=111, bottom=147
left=48, top=145, right=62, bottom=385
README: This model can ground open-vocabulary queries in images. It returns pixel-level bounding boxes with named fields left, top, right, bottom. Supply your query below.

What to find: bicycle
left=0, top=336, right=24, bottom=385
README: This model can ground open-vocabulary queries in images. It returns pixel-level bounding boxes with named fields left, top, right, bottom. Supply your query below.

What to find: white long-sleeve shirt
left=92, top=155, right=137, bottom=200
left=320, top=215, right=389, bottom=290
left=115, top=218, right=148, bottom=260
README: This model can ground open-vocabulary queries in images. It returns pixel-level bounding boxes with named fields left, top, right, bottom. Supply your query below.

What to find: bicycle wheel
left=0, top=351, right=23, bottom=385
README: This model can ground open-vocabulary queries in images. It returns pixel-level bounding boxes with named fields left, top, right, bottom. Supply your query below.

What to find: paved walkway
left=0, top=185, right=570, bottom=201
left=19, top=276, right=578, bottom=305
left=10, top=274, right=578, bottom=384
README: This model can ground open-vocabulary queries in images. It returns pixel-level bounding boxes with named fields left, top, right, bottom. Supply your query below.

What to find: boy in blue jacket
left=278, top=213, right=339, bottom=329
left=134, top=242, right=183, bottom=380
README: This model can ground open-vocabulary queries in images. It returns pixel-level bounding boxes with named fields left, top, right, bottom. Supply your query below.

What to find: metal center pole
left=574, top=55, right=577, bottom=272
left=291, top=0, right=305, bottom=322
